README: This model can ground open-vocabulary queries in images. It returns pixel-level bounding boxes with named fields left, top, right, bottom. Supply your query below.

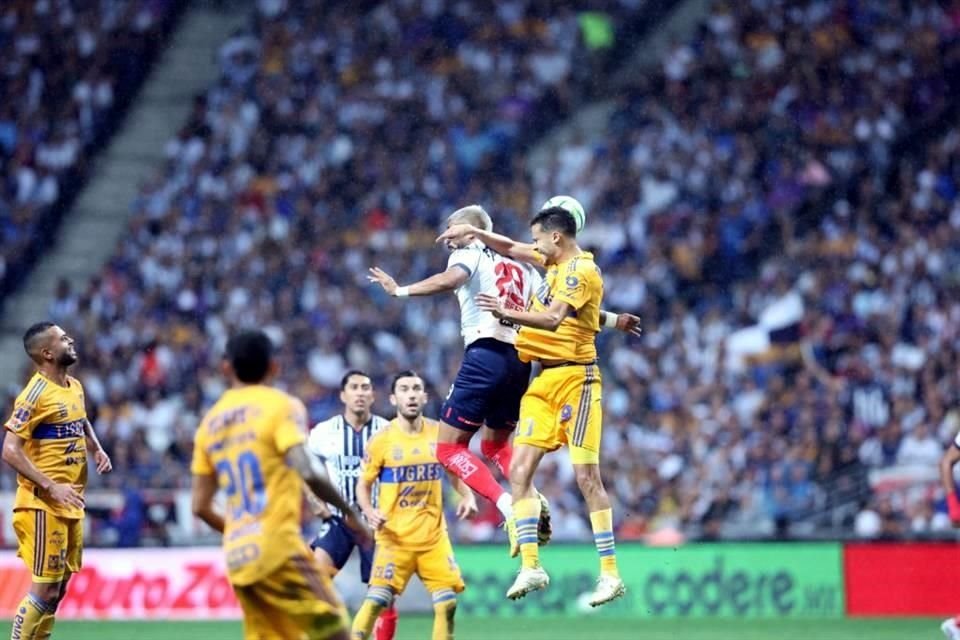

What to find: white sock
left=496, top=493, right=513, bottom=519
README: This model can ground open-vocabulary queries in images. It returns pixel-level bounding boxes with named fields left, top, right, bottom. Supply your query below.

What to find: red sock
left=436, top=441, right=507, bottom=504
left=374, top=604, right=398, bottom=640
left=481, top=438, right=512, bottom=481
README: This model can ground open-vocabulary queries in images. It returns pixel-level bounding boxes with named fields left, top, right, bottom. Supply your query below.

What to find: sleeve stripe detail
left=450, top=263, right=472, bottom=277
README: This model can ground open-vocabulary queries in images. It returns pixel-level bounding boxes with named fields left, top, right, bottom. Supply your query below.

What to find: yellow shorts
left=515, top=363, right=602, bottom=464
left=13, top=509, right=82, bottom=583
left=369, top=535, right=464, bottom=595
left=233, top=553, right=349, bottom=640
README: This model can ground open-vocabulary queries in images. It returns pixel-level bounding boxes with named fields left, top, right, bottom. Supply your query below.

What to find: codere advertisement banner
left=457, top=543, right=844, bottom=618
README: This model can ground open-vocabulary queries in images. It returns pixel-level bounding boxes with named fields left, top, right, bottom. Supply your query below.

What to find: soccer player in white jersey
left=368, top=205, right=639, bottom=551
left=307, top=370, right=397, bottom=640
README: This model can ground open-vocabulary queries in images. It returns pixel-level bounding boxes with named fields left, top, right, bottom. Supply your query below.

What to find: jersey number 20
left=216, top=451, right=266, bottom=519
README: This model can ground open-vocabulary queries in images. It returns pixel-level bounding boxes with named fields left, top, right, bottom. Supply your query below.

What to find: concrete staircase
left=0, top=2, right=250, bottom=389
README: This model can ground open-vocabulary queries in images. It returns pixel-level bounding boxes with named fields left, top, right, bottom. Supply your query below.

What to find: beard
left=399, top=407, right=422, bottom=421
left=58, top=351, right=78, bottom=366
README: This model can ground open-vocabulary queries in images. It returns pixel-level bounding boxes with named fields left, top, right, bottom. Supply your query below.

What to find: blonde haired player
left=438, top=205, right=628, bottom=606
left=2, top=322, right=112, bottom=640
left=191, top=330, right=373, bottom=640
left=351, top=371, right=477, bottom=640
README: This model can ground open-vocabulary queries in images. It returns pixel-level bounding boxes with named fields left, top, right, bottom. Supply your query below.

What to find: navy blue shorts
left=310, top=516, right=374, bottom=583
left=440, top=338, right=532, bottom=431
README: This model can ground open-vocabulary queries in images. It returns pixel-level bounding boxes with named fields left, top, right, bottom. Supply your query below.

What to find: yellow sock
left=34, top=611, right=56, bottom=639
left=590, top=509, right=619, bottom=577
left=350, top=587, right=390, bottom=640
left=431, top=590, right=457, bottom=640
left=11, top=593, right=51, bottom=640
left=514, top=497, right=542, bottom=569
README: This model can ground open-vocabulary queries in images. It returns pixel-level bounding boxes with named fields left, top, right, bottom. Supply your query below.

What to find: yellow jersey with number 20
left=191, top=385, right=309, bottom=586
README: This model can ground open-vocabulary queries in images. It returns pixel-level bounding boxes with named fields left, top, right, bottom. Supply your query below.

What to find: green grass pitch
left=34, top=616, right=945, bottom=639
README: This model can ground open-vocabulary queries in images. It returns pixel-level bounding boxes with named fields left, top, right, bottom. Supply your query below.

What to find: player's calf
left=431, top=589, right=457, bottom=640
left=351, top=586, right=394, bottom=640
left=436, top=438, right=512, bottom=517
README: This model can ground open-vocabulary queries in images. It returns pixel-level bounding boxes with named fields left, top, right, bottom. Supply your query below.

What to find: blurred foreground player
left=3, top=323, right=112, bottom=640
left=191, top=330, right=372, bottom=640
left=440, top=207, right=626, bottom=606
left=939, top=438, right=960, bottom=639
left=307, top=371, right=396, bottom=639
left=351, top=371, right=477, bottom=640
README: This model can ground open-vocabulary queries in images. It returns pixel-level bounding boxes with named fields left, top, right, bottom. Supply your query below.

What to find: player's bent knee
left=439, top=422, right=474, bottom=444
left=32, top=581, right=62, bottom=604
left=364, top=585, right=395, bottom=611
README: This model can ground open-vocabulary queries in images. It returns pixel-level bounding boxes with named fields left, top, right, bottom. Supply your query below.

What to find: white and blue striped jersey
left=307, top=414, right=390, bottom=515
left=447, top=241, right=540, bottom=347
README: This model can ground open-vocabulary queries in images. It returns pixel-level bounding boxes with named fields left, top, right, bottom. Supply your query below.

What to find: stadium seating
left=5, top=0, right=960, bottom=545
left=0, top=0, right=186, bottom=306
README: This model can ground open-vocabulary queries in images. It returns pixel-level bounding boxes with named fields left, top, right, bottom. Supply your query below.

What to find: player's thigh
left=416, top=537, right=465, bottom=594
left=514, top=370, right=564, bottom=452
left=310, top=517, right=354, bottom=576
left=65, top=517, right=83, bottom=574
left=561, top=364, right=603, bottom=464
left=440, top=342, right=503, bottom=431
left=486, top=356, right=532, bottom=431
left=369, top=544, right=415, bottom=595
left=13, top=509, right=69, bottom=584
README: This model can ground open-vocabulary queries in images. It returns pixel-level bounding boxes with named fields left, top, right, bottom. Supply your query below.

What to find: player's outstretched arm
left=83, top=419, right=112, bottom=474
left=437, top=224, right=543, bottom=266
left=941, top=444, right=960, bottom=525
left=191, top=473, right=225, bottom=533
left=599, top=310, right=642, bottom=337
left=368, top=266, right=468, bottom=298
left=2, top=432, right=84, bottom=510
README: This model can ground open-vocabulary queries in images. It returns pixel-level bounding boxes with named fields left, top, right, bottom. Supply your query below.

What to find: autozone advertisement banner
left=0, top=543, right=845, bottom=620
left=844, top=543, right=960, bottom=615
left=456, top=543, right=844, bottom=618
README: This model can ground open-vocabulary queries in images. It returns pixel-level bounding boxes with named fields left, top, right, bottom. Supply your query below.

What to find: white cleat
left=942, top=618, right=960, bottom=639
left=588, top=574, right=626, bottom=607
left=506, top=567, right=550, bottom=600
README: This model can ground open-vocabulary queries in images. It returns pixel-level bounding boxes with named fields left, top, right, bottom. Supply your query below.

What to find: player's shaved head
left=225, top=330, right=274, bottom=384
left=23, top=322, right=55, bottom=363
left=447, top=205, right=493, bottom=232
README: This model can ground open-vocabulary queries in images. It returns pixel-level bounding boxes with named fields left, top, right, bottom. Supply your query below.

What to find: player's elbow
left=1, top=439, right=17, bottom=465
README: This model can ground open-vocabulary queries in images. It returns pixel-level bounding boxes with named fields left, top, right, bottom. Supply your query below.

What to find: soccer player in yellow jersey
left=351, top=371, right=477, bottom=640
left=439, top=206, right=629, bottom=606
left=191, top=330, right=373, bottom=640
left=2, top=322, right=113, bottom=640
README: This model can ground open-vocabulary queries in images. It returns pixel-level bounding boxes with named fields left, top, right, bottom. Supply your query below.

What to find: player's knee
left=480, top=438, right=508, bottom=461
left=364, top=585, right=394, bottom=612
left=32, top=581, right=61, bottom=605
left=431, top=590, right=457, bottom=621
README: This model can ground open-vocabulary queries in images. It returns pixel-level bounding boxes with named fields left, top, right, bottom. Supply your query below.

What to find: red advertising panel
left=844, top=543, right=960, bottom=615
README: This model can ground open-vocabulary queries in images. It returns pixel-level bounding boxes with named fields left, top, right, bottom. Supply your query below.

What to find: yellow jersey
left=360, top=418, right=447, bottom=551
left=3, top=372, right=88, bottom=519
left=191, top=385, right=310, bottom=586
left=516, top=251, right=603, bottom=363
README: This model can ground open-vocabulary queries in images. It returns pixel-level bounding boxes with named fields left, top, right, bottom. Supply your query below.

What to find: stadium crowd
left=4, top=0, right=960, bottom=545
left=0, top=0, right=184, bottom=304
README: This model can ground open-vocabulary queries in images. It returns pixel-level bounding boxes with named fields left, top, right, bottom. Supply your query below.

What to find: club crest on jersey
left=392, top=446, right=404, bottom=461
left=560, top=405, right=573, bottom=422
left=56, top=403, right=69, bottom=420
